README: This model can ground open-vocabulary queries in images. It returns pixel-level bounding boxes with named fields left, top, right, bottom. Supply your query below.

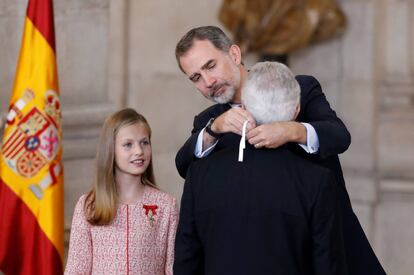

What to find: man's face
left=179, top=40, right=241, bottom=104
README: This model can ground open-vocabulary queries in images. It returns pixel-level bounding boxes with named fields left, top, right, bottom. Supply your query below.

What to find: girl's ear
left=228, top=44, right=242, bottom=65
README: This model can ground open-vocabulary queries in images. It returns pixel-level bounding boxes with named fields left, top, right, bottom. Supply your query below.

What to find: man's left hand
left=246, top=121, right=307, bottom=149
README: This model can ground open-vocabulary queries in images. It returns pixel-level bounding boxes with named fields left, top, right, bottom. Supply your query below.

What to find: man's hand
left=202, top=107, right=256, bottom=151
left=246, top=121, right=307, bottom=148
left=211, top=107, right=256, bottom=136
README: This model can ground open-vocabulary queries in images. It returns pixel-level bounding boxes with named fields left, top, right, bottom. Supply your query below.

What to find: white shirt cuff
left=298, top=123, right=319, bottom=154
left=194, top=128, right=218, bottom=158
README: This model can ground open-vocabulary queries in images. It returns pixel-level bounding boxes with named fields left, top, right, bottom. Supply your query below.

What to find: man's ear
left=228, top=44, right=242, bottom=65
left=293, top=104, right=301, bottom=120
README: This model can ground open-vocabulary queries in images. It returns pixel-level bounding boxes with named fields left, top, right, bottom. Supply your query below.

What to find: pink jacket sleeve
left=64, top=195, right=92, bottom=275
left=165, top=197, right=178, bottom=275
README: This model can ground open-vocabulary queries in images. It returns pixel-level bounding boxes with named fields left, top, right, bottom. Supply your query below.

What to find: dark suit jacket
left=174, top=144, right=347, bottom=275
left=175, top=75, right=350, bottom=187
left=175, top=75, right=386, bottom=274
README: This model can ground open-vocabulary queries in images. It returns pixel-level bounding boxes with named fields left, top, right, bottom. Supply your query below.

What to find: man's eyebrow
left=188, top=59, right=215, bottom=80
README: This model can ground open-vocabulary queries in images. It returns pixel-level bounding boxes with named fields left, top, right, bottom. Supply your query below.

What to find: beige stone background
left=1, top=0, right=414, bottom=274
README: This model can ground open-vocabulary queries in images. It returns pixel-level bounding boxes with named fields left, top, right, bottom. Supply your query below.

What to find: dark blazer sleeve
left=174, top=165, right=204, bottom=275
left=175, top=113, right=207, bottom=179
left=296, top=75, right=351, bottom=159
left=311, top=170, right=348, bottom=275
left=175, top=104, right=230, bottom=178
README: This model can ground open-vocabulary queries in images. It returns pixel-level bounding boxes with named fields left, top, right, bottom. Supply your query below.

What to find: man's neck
left=231, top=66, right=248, bottom=104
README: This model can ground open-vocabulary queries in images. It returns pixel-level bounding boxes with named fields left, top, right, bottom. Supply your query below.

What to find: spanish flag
left=0, top=0, right=63, bottom=274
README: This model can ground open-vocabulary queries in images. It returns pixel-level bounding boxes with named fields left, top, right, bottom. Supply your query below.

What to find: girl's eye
left=123, top=142, right=132, bottom=148
left=141, top=140, right=150, bottom=146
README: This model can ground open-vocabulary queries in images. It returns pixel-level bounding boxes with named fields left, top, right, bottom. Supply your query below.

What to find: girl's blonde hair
left=84, top=108, right=157, bottom=225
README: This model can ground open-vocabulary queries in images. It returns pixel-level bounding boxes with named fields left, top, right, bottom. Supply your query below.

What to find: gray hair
left=175, top=26, right=233, bottom=72
left=242, top=62, right=300, bottom=125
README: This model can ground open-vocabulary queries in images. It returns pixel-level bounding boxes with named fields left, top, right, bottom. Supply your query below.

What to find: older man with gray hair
left=242, top=61, right=301, bottom=124
left=174, top=61, right=347, bottom=275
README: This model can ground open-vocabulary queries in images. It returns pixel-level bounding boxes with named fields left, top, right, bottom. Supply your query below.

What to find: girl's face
left=114, top=122, right=152, bottom=179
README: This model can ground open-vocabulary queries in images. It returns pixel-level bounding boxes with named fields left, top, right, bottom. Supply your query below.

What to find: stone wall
left=1, top=0, right=414, bottom=274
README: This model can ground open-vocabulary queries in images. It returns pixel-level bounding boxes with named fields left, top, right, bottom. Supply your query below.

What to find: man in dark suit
left=174, top=26, right=385, bottom=274
left=174, top=61, right=347, bottom=274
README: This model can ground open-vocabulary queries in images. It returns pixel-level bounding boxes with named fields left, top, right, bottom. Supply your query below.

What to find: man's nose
left=204, top=74, right=216, bottom=88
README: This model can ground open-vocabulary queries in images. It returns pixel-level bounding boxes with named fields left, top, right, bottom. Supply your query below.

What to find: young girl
left=65, top=108, right=178, bottom=275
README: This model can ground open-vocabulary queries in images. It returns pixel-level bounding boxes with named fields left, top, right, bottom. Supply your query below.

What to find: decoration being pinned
left=238, top=120, right=249, bottom=162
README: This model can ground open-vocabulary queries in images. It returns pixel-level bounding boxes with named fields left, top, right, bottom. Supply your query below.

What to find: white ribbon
left=238, top=120, right=249, bottom=162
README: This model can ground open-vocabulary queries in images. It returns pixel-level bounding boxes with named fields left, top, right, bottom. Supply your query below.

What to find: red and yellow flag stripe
left=0, top=0, right=63, bottom=274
